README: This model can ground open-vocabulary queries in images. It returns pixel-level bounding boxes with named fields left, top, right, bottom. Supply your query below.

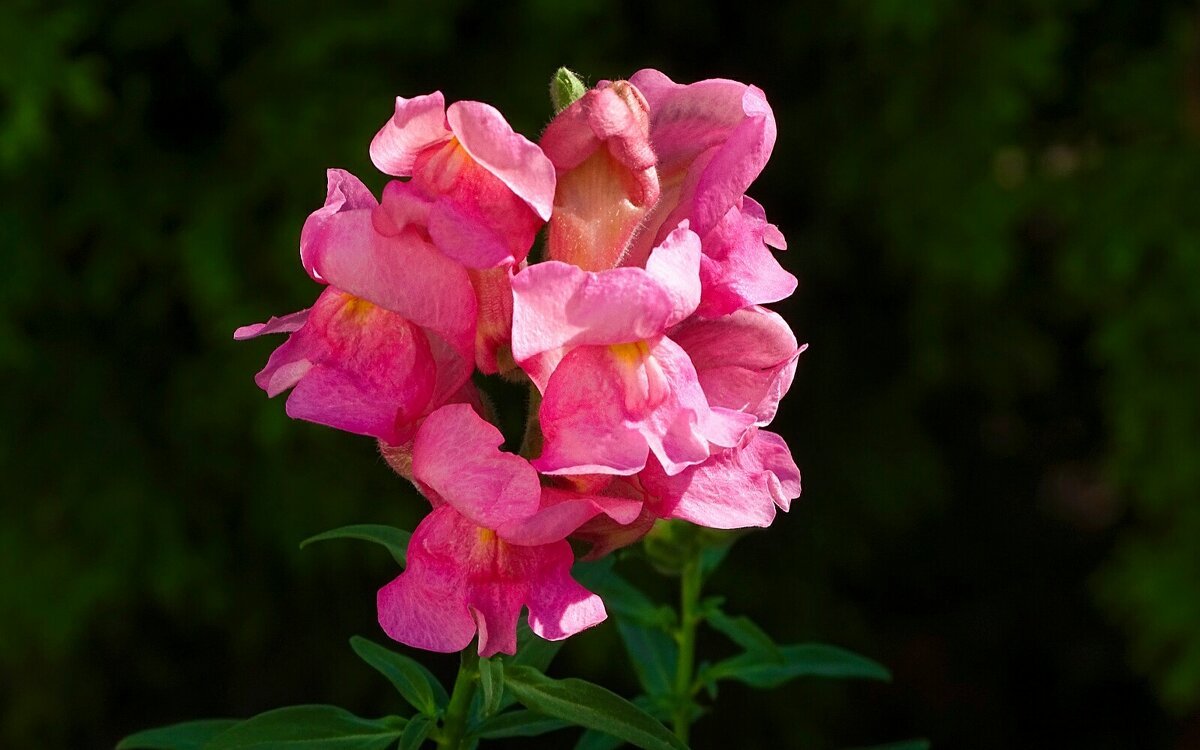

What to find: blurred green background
left=2, top=0, right=1199, bottom=747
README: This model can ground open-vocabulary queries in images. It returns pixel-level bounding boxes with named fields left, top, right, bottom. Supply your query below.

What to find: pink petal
left=571, top=500, right=658, bottom=559
left=300, top=195, right=476, bottom=360
left=250, top=287, right=437, bottom=445
left=640, top=428, right=801, bottom=529
left=497, top=486, right=643, bottom=546
left=299, top=169, right=379, bottom=285
left=696, top=197, right=797, bottom=317
left=447, top=101, right=556, bottom=221
left=534, top=336, right=749, bottom=477
left=411, top=404, right=541, bottom=528
left=233, top=309, right=309, bottom=340
left=510, top=224, right=701, bottom=366
left=467, top=266, right=515, bottom=375
left=670, top=306, right=802, bottom=426
left=369, top=92, right=452, bottom=177
left=378, top=506, right=604, bottom=657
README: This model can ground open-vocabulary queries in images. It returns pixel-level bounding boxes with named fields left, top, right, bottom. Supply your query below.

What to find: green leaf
left=117, top=719, right=239, bottom=749
left=700, top=644, right=891, bottom=689
left=575, top=729, right=627, bottom=750
left=349, top=636, right=445, bottom=716
left=472, top=710, right=571, bottom=739
left=705, top=611, right=780, bottom=658
left=203, top=705, right=404, bottom=749
left=398, top=715, right=432, bottom=750
left=300, top=525, right=410, bottom=567
left=843, top=741, right=931, bottom=750
left=616, top=619, right=677, bottom=696
left=504, top=665, right=687, bottom=750
left=478, top=656, right=505, bottom=717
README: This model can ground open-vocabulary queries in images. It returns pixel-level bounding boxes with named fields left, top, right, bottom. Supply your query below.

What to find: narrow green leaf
left=700, top=644, right=890, bottom=689
left=300, top=525, right=410, bottom=567
left=398, top=715, right=432, bottom=750
left=203, top=705, right=403, bottom=749
left=504, top=666, right=687, bottom=750
left=616, top=620, right=677, bottom=696
left=843, top=741, right=931, bottom=750
left=350, top=636, right=444, bottom=716
left=472, top=710, right=571, bottom=739
left=478, top=656, right=505, bottom=717
left=117, top=719, right=239, bottom=750
left=705, top=611, right=780, bottom=657
left=574, top=729, right=627, bottom=750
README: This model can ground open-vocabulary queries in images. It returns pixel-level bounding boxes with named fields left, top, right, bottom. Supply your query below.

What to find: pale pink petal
left=249, top=287, right=437, bottom=445
left=411, top=404, right=541, bottom=528
left=696, top=197, right=797, bottom=317
left=233, top=309, right=309, bottom=340
left=369, top=92, right=451, bottom=176
left=526, top=567, right=607, bottom=642
left=640, top=428, right=801, bottom=529
left=671, top=306, right=802, bottom=425
left=299, top=169, right=379, bottom=284
left=447, top=101, right=556, bottom=221
left=510, top=224, right=701, bottom=364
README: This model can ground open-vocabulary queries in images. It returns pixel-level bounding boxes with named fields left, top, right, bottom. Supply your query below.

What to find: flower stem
left=436, top=649, right=479, bottom=750
left=672, top=555, right=703, bottom=743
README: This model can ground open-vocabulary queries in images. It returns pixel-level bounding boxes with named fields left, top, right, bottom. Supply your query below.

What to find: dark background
left=3, top=1, right=1199, bottom=748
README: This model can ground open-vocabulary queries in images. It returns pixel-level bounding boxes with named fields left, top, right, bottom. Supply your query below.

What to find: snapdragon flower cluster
left=236, top=70, right=803, bottom=658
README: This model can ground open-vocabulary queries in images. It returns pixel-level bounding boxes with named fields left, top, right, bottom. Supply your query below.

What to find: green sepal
left=202, top=705, right=405, bottom=749
left=349, top=636, right=446, bottom=716
left=699, top=644, right=891, bottom=689
left=504, top=665, right=687, bottom=750
left=478, top=656, right=506, bottom=717
left=300, top=524, right=411, bottom=567
left=116, top=719, right=239, bottom=749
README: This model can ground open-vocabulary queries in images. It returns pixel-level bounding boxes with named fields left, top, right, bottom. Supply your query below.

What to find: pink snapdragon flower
left=378, top=405, right=639, bottom=656
left=236, top=170, right=478, bottom=445
left=511, top=224, right=755, bottom=477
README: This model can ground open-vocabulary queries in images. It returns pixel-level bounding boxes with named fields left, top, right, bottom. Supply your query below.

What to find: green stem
left=672, top=555, right=703, bottom=743
left=436, top=649, right=479, bottom=750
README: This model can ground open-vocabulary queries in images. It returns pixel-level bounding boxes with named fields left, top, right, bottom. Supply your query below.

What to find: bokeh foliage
left=1, top=0, right=1198, bottom=747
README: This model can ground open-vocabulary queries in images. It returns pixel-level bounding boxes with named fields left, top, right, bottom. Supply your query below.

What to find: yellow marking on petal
left=609, top=340, right=651, bottom=366
left=338, top=294, right=376, bottom=323
left=476, top=527, right=497, bottom=545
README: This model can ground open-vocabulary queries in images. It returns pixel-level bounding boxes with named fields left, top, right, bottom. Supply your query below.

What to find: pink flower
left=237, top=170, right=477, bottom=444
left=377, top=405, right=639, bottom=656
left=511, top=224, right=754, bottom=477
left=370, top=92, right=556, bottom=270
left=540, top=80, right=660, bottom=271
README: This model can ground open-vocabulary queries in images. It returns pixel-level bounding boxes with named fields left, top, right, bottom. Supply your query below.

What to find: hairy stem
left=672, top=555, right=703, bottom=742
left=436, top=649, right=479, bottom=750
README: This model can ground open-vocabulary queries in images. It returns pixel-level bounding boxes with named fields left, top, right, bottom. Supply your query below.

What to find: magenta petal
left=510, top=224, right=701, bottom=363
left=447, top=101, right=556, bottom=221
left=497, top=486, right=643, bottom=546
left=412, top=404, right=541, bottom=528
left=251, top=287, right=437, bottom=445
left=534, top=336, right=745, bottom=477
left=641, top=428, right=801, bottom=529
left=233, top=309, right=309, bottom=340
left=370, top=92, right=451, bottom=176
left=671, top=306, right=801, bottom=426
left=301, top=204, right=476, bottom=360
left=378, top=506, right=604, bottom=657
left=696, top=197, right=797, bottom=317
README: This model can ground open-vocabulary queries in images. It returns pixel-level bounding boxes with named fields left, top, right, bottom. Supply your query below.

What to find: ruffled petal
left=369, top=92, right=451, bottom=176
